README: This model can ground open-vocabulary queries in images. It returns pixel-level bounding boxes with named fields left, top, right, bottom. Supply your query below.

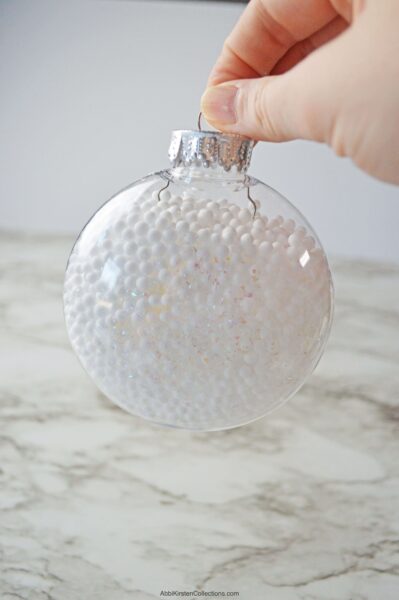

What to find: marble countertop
left=0, top=231, right=398, bottom=600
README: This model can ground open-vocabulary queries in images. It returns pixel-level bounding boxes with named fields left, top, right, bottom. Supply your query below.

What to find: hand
left=200, top=0, right=399, bottom=184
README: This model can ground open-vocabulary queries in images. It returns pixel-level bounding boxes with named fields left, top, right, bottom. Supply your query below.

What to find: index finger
left=208, top=0, right=338, bottom=85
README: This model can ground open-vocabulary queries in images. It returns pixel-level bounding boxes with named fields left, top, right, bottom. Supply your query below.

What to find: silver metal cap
left=168, top=130, right=254, bottom=172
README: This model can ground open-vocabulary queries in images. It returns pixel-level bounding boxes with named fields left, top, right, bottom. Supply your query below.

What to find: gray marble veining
left=0, top=231, right=398, bottom=600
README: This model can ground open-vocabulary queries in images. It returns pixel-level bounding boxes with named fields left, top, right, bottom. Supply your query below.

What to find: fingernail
left=201, top=85, right=238, bottom=125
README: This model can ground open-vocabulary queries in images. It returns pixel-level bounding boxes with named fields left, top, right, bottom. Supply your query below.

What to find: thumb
left=200, top=35, right=347, bottom=144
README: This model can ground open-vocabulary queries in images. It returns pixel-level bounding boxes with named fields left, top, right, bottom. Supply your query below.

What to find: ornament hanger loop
left=197, top=112, right=203, bottom=131
left=157, top=177, right=170, bottom=202
left=247, top=184, right=257, bottom=219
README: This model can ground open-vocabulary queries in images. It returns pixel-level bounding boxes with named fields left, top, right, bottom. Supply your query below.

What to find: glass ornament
left=64, top=129, right=333, bottom=431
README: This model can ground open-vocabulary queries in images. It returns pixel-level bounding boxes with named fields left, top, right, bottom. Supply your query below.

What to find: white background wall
left=1, top=0, right=398, bottom=262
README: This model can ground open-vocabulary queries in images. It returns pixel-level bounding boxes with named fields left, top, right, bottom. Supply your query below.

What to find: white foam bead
left=159, top=189, right=171, bottom=202
left=303, top=236, right=316, bottom=250
left=151, top=242, right=167, bottom=258
left=114, top=255, right=125, bottom=269
left=159, top=209, right=173, bottom=223
left=175, top=287, right=189, bottom=303
left=210, top=233, right=220, bottom=245
left=238, top=208, right=252, bottom=223
left=141, top=197, right=153, bottom=210
left=124, top=240, right=137, bottom=255
left=286, top=246, right=301, bottom=261
left=272, top=241, right=285, bottom=253
left=268, top=217, right=282, bottom=230
left=181, top=201, right=193, bottom=213
left=139, top=260, right=154, bottom=276
left=310, top=247, right=323, bottom=259
left=184, top=231, right=196, bottom=245
left=222, top=226, right=236, bottom=244
left=144, top=209, right=157, bottom=223
left=257, top=215, right=268, bottom=228
left=167, top=206, right=181, bottom=219
left=156, top=309, right=168, bottom=322
left=227, top=203, right=239, bottom=214
left=162, top=228, right=177, bottom=243
left=94, top=303, right=108, bottom=318
left=175, top=220, right=189, bottom=234
left=135, top=296, right=149, bottom=311
left=114, top=308, right=128, bottom=322
left=283, top=219, right=296, bottom=234
left=198, top=208, right=214, bottom=226
left=264, top=230, right=276, bottom=242
left=126, top=210, right=138, bottom=226
left=133, top=221, right=148, bottom=236
left=147, top=228, right=162, bottom=244
left=136, top=246, right=151, bottom=262
left=251, top=229, right=264, bottom=243
left=85, top=271, right=98, bottom=284
left=160, top=293, right=172, bottom=306
left=135, top=276, right=151, bottom=292
left=288, top=231, right=305, bottom=247
left=189, top=222, right=200, bottom=233
left=295, top=226, right=307, bottom=238
left=70, top=273, right=83, bottom=286
left=221, top=211, right=231, bottom=225
left=276, top=233, right=288, bottom=245
left=240, top=233, right=253, bottom=250
left=186, top=210, right=198, bottom=223
left=90, top=252, right=104, bottom=269
left=230, top=218, right=240, bottom=229
left=101, top=238, right=113, bottom=251
left=156, top=216, right=169, bottom=231
left=155, top=255, right=170, bottom=273
left=113, top=220, right=125, bottom=233
left=236, top=225, right=248, bottom=237
left=122, top=227, right=135, bottom=241
left=113, top=240, right=124, bottom=254
left=203, top=200, right=215, bottom=210
left=158, top=268, right=169, bottom=283
left=259, top=241, right=273, bottom=258
left=197, top=228, right=211, bottom=243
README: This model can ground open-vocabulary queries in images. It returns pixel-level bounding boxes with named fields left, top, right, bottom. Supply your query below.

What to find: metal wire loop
left=247, top=186, right=257, bottom=219
left=157, top=178, right=170, bottom=202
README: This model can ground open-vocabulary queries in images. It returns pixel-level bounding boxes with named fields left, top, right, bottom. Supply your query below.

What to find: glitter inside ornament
left=64, top=130, right=333, bottom=430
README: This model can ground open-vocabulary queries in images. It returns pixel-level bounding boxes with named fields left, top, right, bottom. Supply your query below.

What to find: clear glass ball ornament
left=64, top=130, right=333, bottom=431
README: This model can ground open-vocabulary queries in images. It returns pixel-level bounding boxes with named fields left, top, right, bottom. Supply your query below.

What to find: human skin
left=200, top=0, right=399, bottom=184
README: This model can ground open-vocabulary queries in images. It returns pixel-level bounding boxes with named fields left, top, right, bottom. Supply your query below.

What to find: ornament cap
left=168, top=130, right=254, bottom=173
